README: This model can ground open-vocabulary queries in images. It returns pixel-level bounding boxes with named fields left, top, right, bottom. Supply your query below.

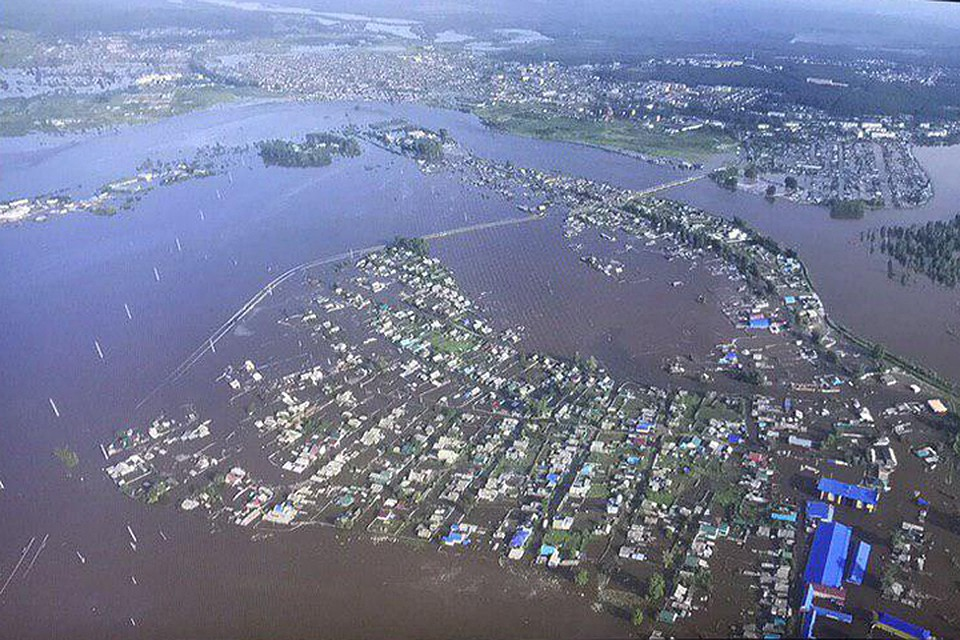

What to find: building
left=818, top=478, right=880, bottom=512
left=927, top=398, right=948, bottom=415
left=804, top=521, right=852, bottom=589
left=806, top=500, right=834, bottom=523
left=845, top=541, right=871, bottom=586
left=873, top=612, right=932, bottom=640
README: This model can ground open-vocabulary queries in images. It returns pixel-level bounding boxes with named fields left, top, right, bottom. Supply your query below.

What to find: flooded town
left=83, top=130, right=960, bottom=638
left=4, top=1, right=960, bottom=639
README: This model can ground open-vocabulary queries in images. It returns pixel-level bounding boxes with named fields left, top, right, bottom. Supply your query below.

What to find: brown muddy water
left=2, top=99, right=960, bottom=638
left=670, top=143, right=960, bottom=383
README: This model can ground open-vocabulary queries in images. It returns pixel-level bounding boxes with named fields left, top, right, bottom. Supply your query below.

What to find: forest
left=257, top=132, right=362, bottom=168
left=865, top=215, right=960, bottom=287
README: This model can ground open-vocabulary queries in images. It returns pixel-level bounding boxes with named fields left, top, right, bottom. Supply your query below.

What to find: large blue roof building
left=803, top=521, right=852, bottom=589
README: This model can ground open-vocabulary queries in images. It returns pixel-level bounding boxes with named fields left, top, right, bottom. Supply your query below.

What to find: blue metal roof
left=813, top=606, right=852, bottom=624
left=845, top=541, right=871, bottom=585
left=801, top=609, right=817, bottom=639
left=509, top=528, right=530, bottom=548
left=876, top=612, right=931, bottom=640
left=806, top=500, right=833, bottom=521
left=818, top=478, right=879, bottom=506
left=804, top=521, right=852, bottom=588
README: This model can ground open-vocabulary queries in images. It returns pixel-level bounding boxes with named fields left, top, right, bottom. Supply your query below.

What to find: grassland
left=428, top=331, right=476, bottom=355
left=474, top=103, right=737, bottom=162
left=0, top=84, right=257, bottom=137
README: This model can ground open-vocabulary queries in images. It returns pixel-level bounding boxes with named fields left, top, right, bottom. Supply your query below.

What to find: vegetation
left=575, top=569, right=590, bottom=587
left=784, top=176, right=798, bottom=191
left=646, top=572, right=666, bottom=603
left=390, top=236, right=430, bottom=256
left=711, top=166, right=739, bottom=190
left=0, top=84, right=252, bottom=137
left=713, top=482, right=745, bottom=518
left=646, top=59, right=960, bottom=119
left=542, top=529, right=588, bottom=557
left=829, top=199, right=866, bottom=220
left=866, top=215, right=960, bottom=288
left=372, top=124, right=445, bottom=161
left=147, top=480, right=170, bottom=504
left=631, top=607, right=645, bottom=627
left=407, top=136, right=444, bottom=162
left=258, top=132, right=361, bottom=167
left=475, top=103, right=735, bottom=162
left=54, top=445, right=79, bottom=469
left=428, top=331, right=475, bottom=355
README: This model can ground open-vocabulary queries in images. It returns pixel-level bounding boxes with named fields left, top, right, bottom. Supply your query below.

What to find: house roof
left=806, top=500, right=833, bottom=521
left=875, top=612, right=931, bottom=640
left=845, top=541, right=871, bottom=585
left=817, top=478, right=879, bottom=506
left=803, top=521, right=852, bottom=589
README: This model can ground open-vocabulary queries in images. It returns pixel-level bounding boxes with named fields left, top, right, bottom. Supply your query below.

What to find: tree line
left=865, top=214, right=960, bottom=287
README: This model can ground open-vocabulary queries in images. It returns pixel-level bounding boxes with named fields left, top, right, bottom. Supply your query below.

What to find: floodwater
left=668, top=144, right=960, bottom=382
left=433, top=214, right=741, bottom=391
left=2, top=99, right=960, bottom=638
left=0, top=101, right=643, bottom=639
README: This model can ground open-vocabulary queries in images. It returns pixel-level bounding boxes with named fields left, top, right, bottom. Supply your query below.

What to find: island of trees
left=866, top=214, right=960, bottom=287
left=368, top=123, right=447, bottom=162
left=829, top=198, right=866, bottom=220
left=710, top=166, right=739, bottom=190
left=257, top=132, right=361, bottom=168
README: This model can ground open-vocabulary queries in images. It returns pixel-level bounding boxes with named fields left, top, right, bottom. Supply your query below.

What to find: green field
left=474, top=105, right=736, bottom=162
left=0, top=84, right=256, bottom=137
left=474, top=104, right=737, bottom=162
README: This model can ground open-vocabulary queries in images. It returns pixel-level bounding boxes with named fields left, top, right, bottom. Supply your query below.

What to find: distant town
left=5, top=20, right=960, bottom=218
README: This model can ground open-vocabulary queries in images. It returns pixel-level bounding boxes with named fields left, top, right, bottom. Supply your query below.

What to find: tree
left=632, top=608, right=645, bottom=627
left=575, top=569, right=590, bottom=587
left=744, top=165, right=758, bottom=180
left=765, top=184, right=776, bottom=198
left=784, top=176, right=798, bottom=190
left=54, top=446, right=79, bottom=469
left=830, top=199, right=866, bottom=220
left=647, top=572, right=666, bottom=602
left=871, top=343, right=887, bottom=361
